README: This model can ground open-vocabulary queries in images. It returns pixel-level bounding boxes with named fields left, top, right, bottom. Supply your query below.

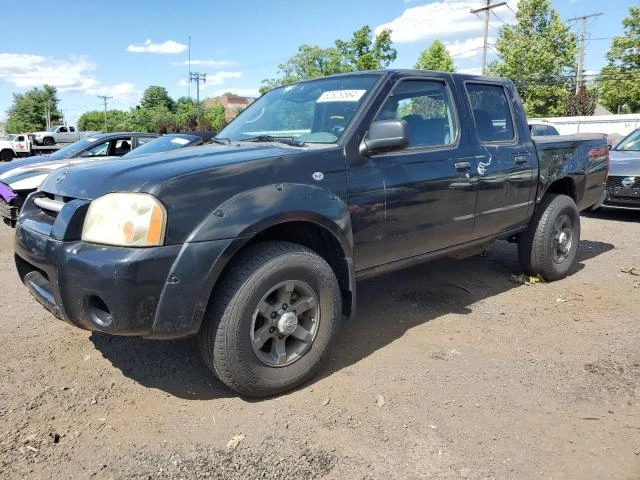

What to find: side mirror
left=359, top=120, right=409, bottom=156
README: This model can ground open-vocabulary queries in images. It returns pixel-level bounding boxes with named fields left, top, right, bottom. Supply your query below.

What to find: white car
left=0, top=132, right=212, bottom=227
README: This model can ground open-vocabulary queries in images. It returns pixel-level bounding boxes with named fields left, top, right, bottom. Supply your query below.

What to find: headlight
left=82, top=193, right=167, bottom=247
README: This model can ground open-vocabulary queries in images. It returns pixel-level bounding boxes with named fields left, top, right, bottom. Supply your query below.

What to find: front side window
left=466, top=83, right=515, bottom=143
left=376, top=79, right=458, bottom=148
left=218, top=74, right=380, bottom=144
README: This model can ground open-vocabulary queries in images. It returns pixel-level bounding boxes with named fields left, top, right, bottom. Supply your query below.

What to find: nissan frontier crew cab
left=13, top=70, right=608, bottom=397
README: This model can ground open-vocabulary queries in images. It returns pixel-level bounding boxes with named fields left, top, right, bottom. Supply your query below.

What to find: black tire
left=42, top=137, right=55, bottom=146
left=518, top=194, right=580, bottom=281
left=198, top=241, right=341, bottom=397
left=0, top=149, right=14, bottom=162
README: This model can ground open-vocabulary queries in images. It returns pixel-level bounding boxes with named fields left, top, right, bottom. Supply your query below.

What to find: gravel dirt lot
left=0, top=210, right=639, bottom=480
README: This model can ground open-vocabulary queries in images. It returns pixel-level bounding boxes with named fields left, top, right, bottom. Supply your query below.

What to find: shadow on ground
left=90, top=239, right=613, bottom=400
left=583, top=208, right=640, bottom=223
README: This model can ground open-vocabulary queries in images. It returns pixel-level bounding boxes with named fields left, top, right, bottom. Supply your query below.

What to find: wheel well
left=544, top=177, right=576, bottom=202
left=240, top=221, right=353, bottom=317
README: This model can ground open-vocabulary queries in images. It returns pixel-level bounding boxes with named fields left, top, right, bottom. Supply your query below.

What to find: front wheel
left=198, top=241, right=341, bottom=397
left=518, top=194, right=580, bottom=281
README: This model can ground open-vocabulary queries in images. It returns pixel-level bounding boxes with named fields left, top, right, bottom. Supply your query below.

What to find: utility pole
left=45, top=99, right=52, bottom=130
left=567, top=12, right=602, bottom=93
left=97, top=95, right=113, bottom=132
left=470, top=0, right=507, bottom=75
left=188, top=35, right=191, bottom=99
left=189, top=72, right=206, bottom=130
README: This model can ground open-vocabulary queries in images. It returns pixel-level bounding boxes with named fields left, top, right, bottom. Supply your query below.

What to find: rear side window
left=376, top=79, right=459, bottom=149
left=466, top=83, right=515, bottom=143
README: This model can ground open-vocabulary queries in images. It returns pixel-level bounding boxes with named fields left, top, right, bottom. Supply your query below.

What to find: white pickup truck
left=0, top=133, right=57, bottom=161
left=0, top=134, right=32, bottom=162
left=31, top=125, right=101, bottom=146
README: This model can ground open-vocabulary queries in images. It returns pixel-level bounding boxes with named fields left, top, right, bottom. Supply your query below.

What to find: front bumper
left=14, top=193, right=238, bottom=339
left=602, top=176, right=640, bottom=210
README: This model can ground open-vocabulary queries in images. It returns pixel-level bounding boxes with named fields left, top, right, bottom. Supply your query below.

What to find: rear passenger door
left=462, top=81, right=537, bottom=238
left=349, top=76, right=483, bottom=270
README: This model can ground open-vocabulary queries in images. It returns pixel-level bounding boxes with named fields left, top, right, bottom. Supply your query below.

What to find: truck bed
left=532, top=133, right=609, bottom=211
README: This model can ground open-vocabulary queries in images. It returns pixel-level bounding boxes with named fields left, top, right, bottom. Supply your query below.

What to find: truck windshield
left=218, top=74, right=380, bottom=144
left=123, top=134, right=201, bottom=157
left=48, top=137, right=101, bottom=160
left=614, top=129, right=640, bottom=151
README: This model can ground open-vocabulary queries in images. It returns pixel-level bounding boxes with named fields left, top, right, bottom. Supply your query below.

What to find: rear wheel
left=42, top=137, right=55, bottom=146
left=518, top=194, right=580, bottom=281
left=0, top=149, right=14, bottom=162
left=198, top=241, right=341, bottom=397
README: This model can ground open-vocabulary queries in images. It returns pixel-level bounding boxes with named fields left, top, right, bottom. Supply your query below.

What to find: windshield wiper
left=241, top=135, right=307, bottom=147
left=212, top=137, right=231, bottom=145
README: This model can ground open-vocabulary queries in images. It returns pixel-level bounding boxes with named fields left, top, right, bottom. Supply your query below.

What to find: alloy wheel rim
left=250, top=280, right=320, bottom=367
left=552, top=213, right=573, bottom=263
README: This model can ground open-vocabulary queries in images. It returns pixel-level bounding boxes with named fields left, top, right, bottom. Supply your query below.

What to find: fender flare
left=150, top=183, right=353, bottom=338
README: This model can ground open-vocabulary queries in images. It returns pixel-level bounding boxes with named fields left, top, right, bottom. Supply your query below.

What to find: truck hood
left=609, top=150, right=640, bottom=177
left=39, top=143, right=301, bottom=200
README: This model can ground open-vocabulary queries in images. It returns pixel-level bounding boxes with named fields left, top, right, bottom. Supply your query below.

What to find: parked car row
left=0, top=131, right=215, bottom=226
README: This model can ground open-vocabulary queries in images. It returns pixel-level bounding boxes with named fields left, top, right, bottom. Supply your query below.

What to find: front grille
left=0, top=198, right=18, bottom=226
left=35, top=192, right=74, bottom=220
left=605, top=176, right=640, bottom=206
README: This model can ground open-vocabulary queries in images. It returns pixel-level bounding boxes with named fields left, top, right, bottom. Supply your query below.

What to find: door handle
left=514, top=155, right=528, bottom=165
left=454, top=161, right=471, bottom=172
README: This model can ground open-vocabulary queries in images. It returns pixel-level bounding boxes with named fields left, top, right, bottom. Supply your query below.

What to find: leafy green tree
left=261, top=25, right=396, bottom=93
left=5, top=85, right=61, bottom=133
left=129, top=105, right=176, bottom=133
left=174, top=97, right=198, bottom=131
left=415, top=40, right=456, bottom=72
left=335, top=26, right=397, bottom=71
left=78, top=110, right=130, bottom=132
left=140, top=86, right=176, bottom=112
left=487, top=0, right=576, bottom=117
left=203, top=104, right=226, bottom=132
left=597, top=6, right=640, bottom=113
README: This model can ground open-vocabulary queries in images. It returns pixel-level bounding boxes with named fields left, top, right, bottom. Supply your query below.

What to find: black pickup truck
left=13, top=70, right=607, bottom=397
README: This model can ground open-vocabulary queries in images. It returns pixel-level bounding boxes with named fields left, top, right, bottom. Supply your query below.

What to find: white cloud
left=0, top=53, right=99, bottom=92
left=205, top=71, right=242, bottom=86
left=177, top=71, right=244, bottom=90
left=458, top=67, right=482, bottom=75
left=85, top=82, right=142, bottom=105
left=375, top=0, right=517, bottom=44
left=170, top=59, right=238, bottom=67
left=445, top=36, right=494, bottom=59
left=127, top=39, right=187, bottom=54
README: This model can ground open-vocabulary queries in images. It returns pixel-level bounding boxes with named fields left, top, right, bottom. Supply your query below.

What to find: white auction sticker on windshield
left=317, top=90, right=366, bottom=103
left=171, top=137, right=190, bottom=145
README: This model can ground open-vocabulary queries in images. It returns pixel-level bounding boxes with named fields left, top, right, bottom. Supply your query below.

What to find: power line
left=97, top=95, right=112, bottom=132
left=470, top=1, right=507, bottom=75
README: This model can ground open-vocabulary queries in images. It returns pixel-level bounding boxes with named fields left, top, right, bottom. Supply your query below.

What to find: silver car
left=602, top=128, right=640, bottom=210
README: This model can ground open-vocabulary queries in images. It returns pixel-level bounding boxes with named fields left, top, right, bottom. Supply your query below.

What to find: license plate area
left=613, top=187, right=640, bottom=198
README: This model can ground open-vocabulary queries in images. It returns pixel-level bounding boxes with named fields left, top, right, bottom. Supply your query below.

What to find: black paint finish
left=14, top=70, right=608, bottom=338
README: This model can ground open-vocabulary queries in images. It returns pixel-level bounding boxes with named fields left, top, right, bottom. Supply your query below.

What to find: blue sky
left=0, top=0, right=634, bottom=125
